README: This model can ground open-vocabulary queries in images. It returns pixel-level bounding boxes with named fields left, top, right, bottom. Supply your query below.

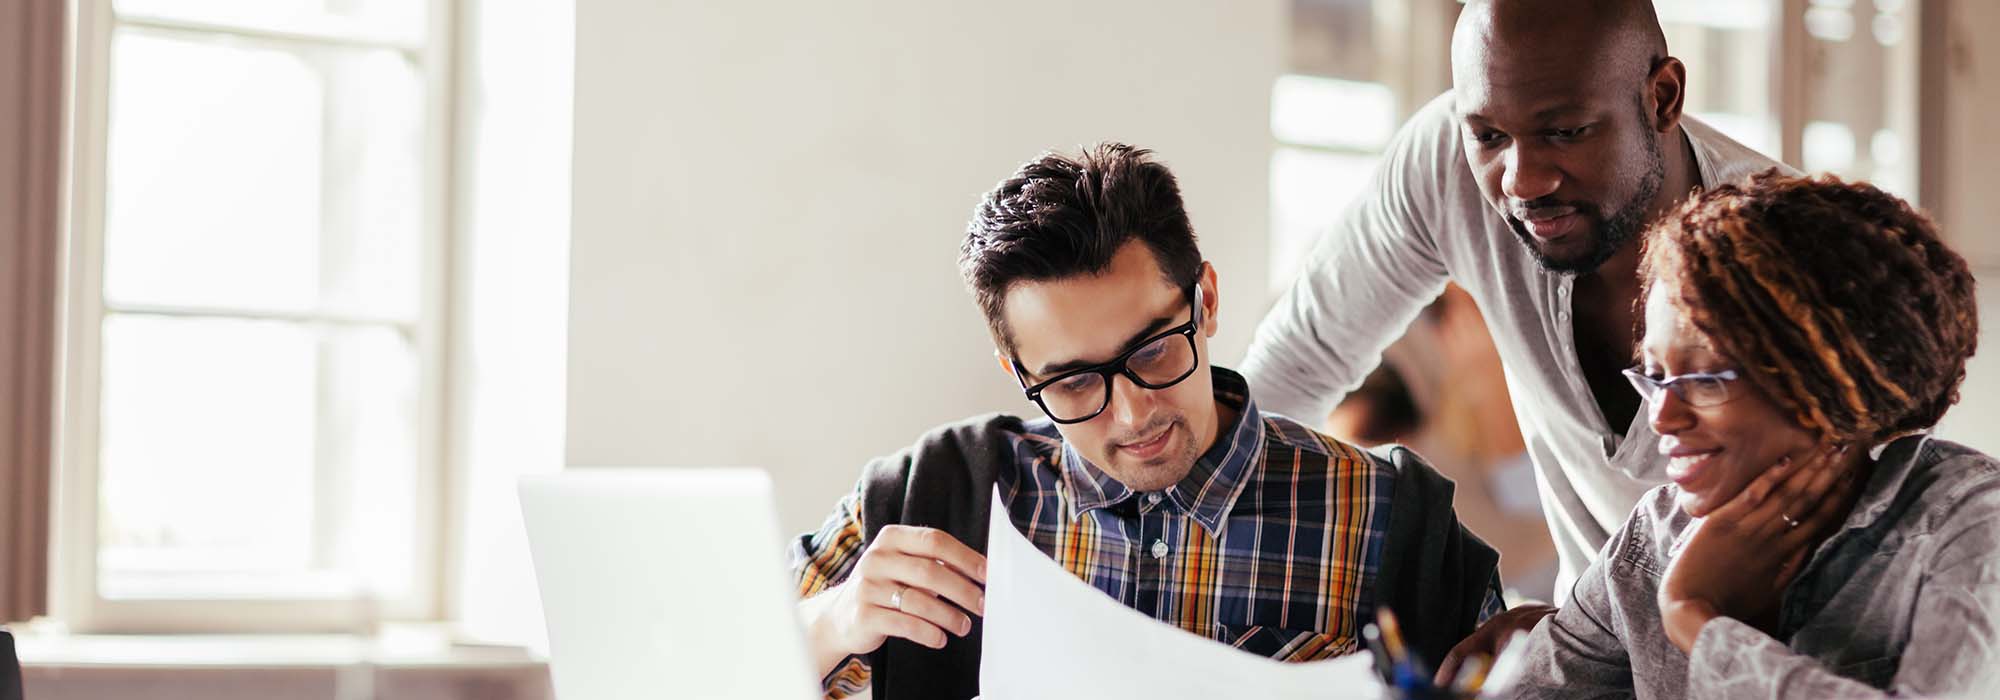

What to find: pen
left=1362, top=622, right=1394, bottom=682
left=1375, top=608, right=1435, bottom=696
left=1376, top=608, right=1408, bottom=666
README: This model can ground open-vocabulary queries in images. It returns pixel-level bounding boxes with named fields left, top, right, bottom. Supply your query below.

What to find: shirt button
left=1557, top=310, right=1570, bottom=323
left=1151, top=539, right=1170, bottom=560
left=1145, top=492, right=1163, bottom=506
left=1558, top=285, right=1568, bottom=297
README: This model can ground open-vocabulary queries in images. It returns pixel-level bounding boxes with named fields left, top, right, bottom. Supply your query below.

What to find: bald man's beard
left=1509, top=132, right=1665, bottom=275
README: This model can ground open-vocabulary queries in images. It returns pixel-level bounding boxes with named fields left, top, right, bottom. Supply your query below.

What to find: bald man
left=1241, top=0, right=1794, bottom=673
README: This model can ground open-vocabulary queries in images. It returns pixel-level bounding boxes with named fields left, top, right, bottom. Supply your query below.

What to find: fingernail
left=979, top=595, right=986, bottom=613
left=961, top=618, right=972, bottom=635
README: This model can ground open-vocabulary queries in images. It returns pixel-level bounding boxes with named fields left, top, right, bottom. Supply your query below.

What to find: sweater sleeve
left=789, top=486, right=874, bottom=698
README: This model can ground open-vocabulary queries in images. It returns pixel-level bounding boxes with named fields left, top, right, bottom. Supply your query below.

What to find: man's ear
left=1647, top=56, right=1688, bottom=134
left=1197, top=261, right=1220, bottom=338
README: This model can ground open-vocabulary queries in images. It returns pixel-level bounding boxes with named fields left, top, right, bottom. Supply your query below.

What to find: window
left=1660, top=0, right=1783, bottom=154
left=59, top=0, right=451, bottom=632
left=1269, top=74, right=1398, bottom=295
left=1269, top=0, right=1421, bottom=295
left=1655, top=0, right=1921, bottom=198
left=1794, top=0, right=1921, bottom=197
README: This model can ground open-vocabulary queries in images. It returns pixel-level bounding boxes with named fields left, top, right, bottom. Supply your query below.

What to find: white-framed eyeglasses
left=1622, top=366, right=1741, bottom=408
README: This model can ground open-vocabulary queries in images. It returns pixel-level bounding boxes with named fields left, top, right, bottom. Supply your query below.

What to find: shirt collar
left=1682, top=120, right=1717, bottom=191
left=1841, top=431, right=1935, bottom=532
left=1059, top=366, right=1266, bottom=536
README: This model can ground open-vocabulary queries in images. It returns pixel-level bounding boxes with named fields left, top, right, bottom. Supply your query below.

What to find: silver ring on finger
left=890, top=584, right=907, bottom=611
left=1781, top=513, right=1800, bottom=529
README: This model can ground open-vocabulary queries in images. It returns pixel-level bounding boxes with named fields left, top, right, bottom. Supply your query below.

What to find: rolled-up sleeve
left=791, top=487, right=867, bottom=597
left=789, top=487, right=872, bottom=699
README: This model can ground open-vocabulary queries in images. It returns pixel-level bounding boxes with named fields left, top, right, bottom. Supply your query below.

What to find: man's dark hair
left=958, top=143, right=1202, bottom=353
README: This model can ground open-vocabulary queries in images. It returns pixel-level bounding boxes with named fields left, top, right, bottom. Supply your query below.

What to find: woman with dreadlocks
left=1497, top=171, right=1996, bottom=699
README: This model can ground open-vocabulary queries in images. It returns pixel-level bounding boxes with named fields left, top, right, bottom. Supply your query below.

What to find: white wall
left=566, top=1, right=1283, bottom=534
left=1929, top=0, right=2000, bottom=454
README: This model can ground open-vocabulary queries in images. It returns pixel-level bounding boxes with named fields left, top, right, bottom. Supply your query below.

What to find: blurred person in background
left=1323, top=285, right=1559, bottom=603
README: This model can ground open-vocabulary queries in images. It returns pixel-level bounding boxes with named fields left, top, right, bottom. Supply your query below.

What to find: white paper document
left=979, top=488, right=1386, bottom=699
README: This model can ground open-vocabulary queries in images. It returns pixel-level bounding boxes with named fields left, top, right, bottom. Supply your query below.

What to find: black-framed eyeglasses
left=1622, top=366, right=1741, bottom=408
left=1013, top=284, right=1204, bottom=425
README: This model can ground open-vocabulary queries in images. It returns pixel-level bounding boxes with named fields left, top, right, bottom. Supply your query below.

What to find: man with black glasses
left=789, top=144, right=1504, bottom=700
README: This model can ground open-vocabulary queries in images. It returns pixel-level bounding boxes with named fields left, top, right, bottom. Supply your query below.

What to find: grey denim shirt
left=1499, top=435, right=2000, bottom=699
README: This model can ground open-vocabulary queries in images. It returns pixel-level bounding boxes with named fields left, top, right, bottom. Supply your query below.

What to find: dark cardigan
left=852, top=414, right=1500, bottom=699
left=2, top=630, right=20, bottom=700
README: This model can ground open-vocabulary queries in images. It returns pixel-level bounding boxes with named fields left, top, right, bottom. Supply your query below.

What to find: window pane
left=1660, top=0, right=1781, bottom=156
left=319, top=325, right=421, bottom=600
left=98, top=315, right=318, bottom=593
left=103, top=30, right=425, bottom=319
left=1803, top=120, right=1858, bottom=174
left=97, top=315, right=420, bottom=600
left=113, top=0, right=426, bottom=45
left=105, top=32, right=323, bottom=312
left=1271, top=75, right=1399, bottom=152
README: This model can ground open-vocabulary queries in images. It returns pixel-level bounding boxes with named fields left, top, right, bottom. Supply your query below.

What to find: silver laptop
left=520, top=468, right=820, bottom=700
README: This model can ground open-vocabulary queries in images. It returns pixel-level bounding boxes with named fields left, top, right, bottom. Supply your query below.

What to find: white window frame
left=54, top=0, right=459, bottom=633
